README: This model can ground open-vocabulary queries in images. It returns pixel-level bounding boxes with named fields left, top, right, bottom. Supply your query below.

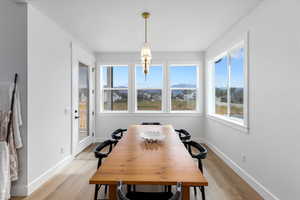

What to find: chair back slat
left=111, top=129, right=127, bottom=140
left=141, top=122, right=161, bottom=125
left=175, top=129, right=191, bottom=142
left=183, top=140, right=208, bottom=160
left=94, top=140, right=117, bottom=159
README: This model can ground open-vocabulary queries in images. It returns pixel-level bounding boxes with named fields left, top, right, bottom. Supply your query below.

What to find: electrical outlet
left=60, top=148, right=64, bottom=154
left=242, top=154, right=246, bottom=162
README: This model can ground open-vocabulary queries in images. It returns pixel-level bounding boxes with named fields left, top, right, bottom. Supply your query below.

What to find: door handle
left=75, top=116, right=80, bottom=119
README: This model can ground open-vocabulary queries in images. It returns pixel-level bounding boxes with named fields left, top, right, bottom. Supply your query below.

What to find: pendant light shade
left=141, top=42, right=152, bottom=75
left=141, top=12, right=152, bottom=78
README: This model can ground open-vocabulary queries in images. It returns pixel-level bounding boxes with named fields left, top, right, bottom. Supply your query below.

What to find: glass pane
left=102, top=66, right=128, bottom=88
left=79, top=63, right=89, bottom=141
left=171, top=89, right=196, bottom=111
left=215, top=56, right=228, bottom=116
left=136, top=66, right=163, bottom=89
left=230, top=47, right=244, bottom=119
left=137, top=89, right=162, bottom=111
left=103, top=90, right=128, bottom=111
left=170, top=66, right=197, bottom=88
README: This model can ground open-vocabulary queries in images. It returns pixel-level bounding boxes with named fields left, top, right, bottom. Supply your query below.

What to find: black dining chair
left=175, top=129, right=191, bottom=142
left=93, top=140, right=117, bottom=200
left=111, top=128, right=127, bottom=141
left=117, top=181, right=182, bottom=200
left=141, top=122, right=161, bottom=125
left=183, top=141, right=208, bottom=200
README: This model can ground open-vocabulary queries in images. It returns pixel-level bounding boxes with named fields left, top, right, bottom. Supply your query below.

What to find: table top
left=89, top=125, right=208, bottom=186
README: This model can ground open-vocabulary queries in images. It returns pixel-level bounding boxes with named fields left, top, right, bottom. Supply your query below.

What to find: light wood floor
left=12, top=144, right=262, bottom=200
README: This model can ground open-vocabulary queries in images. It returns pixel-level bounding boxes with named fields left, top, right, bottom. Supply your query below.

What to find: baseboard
left=27, top=155, right=74, bottom=195
left=193, top=137, right=206, bottom=144
left=205, top=141, right=279, bottom=200
left=11, top=184, right=28, bottom=197
left=94, top=137, right=109, bottom=143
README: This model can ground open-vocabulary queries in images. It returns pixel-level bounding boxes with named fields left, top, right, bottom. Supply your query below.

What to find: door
left=72, top=44, right=95, bottom=155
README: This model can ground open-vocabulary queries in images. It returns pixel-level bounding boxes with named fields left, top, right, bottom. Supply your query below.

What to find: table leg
left=108, top=184, right=117, bottom=200
left=182, top=186, right=190, bottom=200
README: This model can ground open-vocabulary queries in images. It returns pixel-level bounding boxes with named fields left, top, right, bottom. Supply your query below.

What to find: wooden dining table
left=89, top=125, right=208, bottom=200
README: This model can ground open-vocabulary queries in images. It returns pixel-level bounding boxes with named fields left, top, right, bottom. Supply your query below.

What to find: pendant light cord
left=145, top=18, right=147, bottom=43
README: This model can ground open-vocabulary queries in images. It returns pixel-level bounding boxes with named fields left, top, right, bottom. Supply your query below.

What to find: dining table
left=89, top=125, right=208, bottom=200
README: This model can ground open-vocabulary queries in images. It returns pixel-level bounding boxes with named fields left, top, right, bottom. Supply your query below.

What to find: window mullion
left=227, top=53, right=231, bottom=118
left=211, top=63, right=216, bottom=115
left=130, top=64, right=135, bottom=113
left=163, top=63, right=169, bottom=113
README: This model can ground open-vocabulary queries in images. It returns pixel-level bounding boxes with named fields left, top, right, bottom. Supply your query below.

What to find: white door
left=72, top=44, right=95, bottom=155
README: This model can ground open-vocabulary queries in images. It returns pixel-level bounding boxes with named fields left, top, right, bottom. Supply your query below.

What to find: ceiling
left=29, top=0, right=262, bottom=52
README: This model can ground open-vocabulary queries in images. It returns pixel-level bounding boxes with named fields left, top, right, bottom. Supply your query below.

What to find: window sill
left=97, top=112, right=203, bottom=117
left=206, top=114, right=249, bottom=133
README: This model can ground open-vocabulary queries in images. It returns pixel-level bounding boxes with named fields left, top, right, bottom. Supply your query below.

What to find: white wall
left=27, top=4, right=94, bottom=194
left=95, top=52, right=205, bottom=142
left=0, top=0, right=27, bottom=195
left=205, top=0, right=300, bottom=199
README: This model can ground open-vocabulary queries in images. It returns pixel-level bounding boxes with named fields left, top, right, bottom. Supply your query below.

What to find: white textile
left=0, top=141, right=10, bottom=200
left=0, top=82, right=22, bottom=199
left=0, top=83, right=22, bottom=149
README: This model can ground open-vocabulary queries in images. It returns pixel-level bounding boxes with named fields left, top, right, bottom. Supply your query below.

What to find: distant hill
left=171, top=84, right=196, bottom=88
left=138, top=90, right=161, bottom=94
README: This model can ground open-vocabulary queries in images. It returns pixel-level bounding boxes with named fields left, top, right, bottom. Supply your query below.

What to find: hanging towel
left=0, top=83, right=22, bottom=181
left=0, top=79, right=22, bottom=199
left=0, top=141, right=10, bottom=200
left=0, top=111, right=11, bottom=200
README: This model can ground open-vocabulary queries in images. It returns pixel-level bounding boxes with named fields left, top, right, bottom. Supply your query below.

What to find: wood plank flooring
left=12, top=144, right=262, bottom=200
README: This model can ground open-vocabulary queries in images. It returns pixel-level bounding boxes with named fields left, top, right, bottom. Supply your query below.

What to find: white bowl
left=140, top=131, right=166, bottom=142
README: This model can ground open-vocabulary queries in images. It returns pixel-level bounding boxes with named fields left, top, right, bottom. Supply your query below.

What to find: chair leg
left=133, top=185, right=136, bottom=191
left=200, top=186, right=205, bottom=200
left=164, top=186, right=167, bottom=192
left=127, top=184, right=132, bottom=192
left=104, top=185, right=108, bottom=195
left=168, top=185, right=172, bottom=192
left=194, top=186, right=197, bottom=196
left=94, top=184, right=99, bottom=200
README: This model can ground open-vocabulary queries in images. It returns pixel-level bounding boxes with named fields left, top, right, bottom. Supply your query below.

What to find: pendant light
left=141, top=12, right=152, bottom=80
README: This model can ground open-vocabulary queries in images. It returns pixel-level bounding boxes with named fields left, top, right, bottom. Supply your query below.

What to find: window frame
left=168, top=64, right=201, bottom=113
left=99, top=64, right=129, bottom=113
left=98, top=62, right=203, bottom=115
left=207, top=37, right=249, bottom=129
left=134, top=64, right=165, bottom=113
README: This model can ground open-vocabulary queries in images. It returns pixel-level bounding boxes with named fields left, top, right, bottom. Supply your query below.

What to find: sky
left=79, top=65, right=89, bottom=88
left=136, top=66, right=163, bottom=88
left=102, top=66, right=128, bottom=88
left=102, top=65, right=198, bottom=88
left=85, top=48, right=244, bottom=89
left=215, top=48, right=244, bottom=88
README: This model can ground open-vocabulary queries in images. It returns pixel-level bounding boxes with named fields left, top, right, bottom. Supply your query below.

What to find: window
left=100, top=65, right=128, bottom=112
left=99, top=63, right=202, bottom=114
left=209, top=41, right=247, bottom=126
left=169, top=65, right=198, bottom=111
left=135, top=65, right=163, bottom=111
